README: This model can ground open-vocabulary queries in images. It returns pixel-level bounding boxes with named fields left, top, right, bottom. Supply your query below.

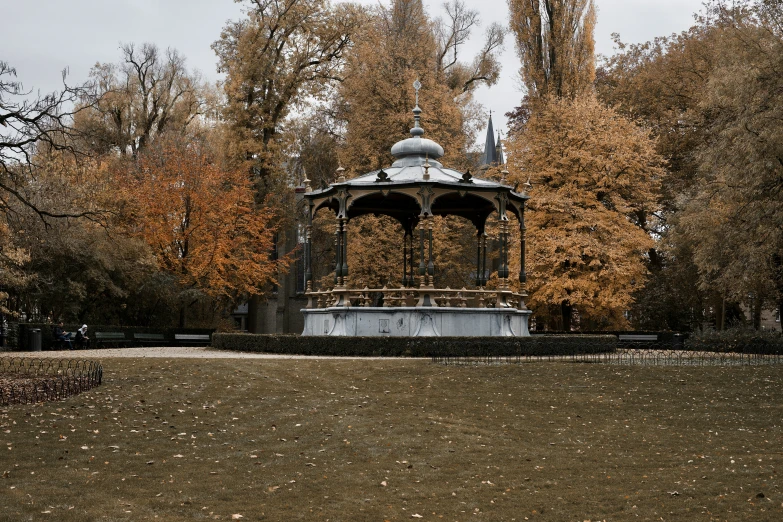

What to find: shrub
left=685, top=328, right=783, bottom=355
left=212, top=334, right=618, bottom=357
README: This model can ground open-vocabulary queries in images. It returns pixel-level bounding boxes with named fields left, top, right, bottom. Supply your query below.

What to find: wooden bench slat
left=94, top=332, right=132, bottom=348
left=133, top=333, right=167, bottom=346
left=618, top=334, right=658, bottom=341
left=174, top=334, right=211, bottom=345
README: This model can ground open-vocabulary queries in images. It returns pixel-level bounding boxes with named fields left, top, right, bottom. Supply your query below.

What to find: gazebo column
left=402, top=231, right=409, bottom=287
left=475, top=230, right=482, bottom=287
left=333, top=217, right=342, bottom=286
left=403, top=225, right=415, bottom=288
left=519, top=210, right=528, bottom=309
left=418, top=219, right=426, bottom=286
left=331, top=216, right=350, bottom=307
left=519, top=206, right=527, bottom=285
left=496, top=218, right=512, bottom=308
left=340, top=218, right=349, bottom=286
left=304, top=203, right=314, bottom=308
left=498, top=219, right=510, bottom=285
left=475, top=227, right=487, bottom=288
left=481, top=233, right=488, bottom=286
left=416, top=216, right=436, bottom=306
left=427, top=217, right=434, bottom=284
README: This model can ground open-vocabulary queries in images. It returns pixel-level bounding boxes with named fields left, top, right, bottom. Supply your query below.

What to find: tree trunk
left=179, top=304, right=186, bottom=328
left=561, top=301, right=573, bottom=332
left=247, top=295, right=260, bottom=334
left=753, top=298, right=763, bottom=330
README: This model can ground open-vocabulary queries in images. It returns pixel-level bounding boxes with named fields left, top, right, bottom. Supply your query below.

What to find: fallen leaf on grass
left=232, top=515, right=243, bottom=520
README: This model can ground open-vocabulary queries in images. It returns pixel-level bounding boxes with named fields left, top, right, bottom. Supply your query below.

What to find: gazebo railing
left=306, top=286, right=528, bottom=310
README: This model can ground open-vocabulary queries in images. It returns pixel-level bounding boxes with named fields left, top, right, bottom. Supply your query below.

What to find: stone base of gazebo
left=301, top=307, right=532, bottom=337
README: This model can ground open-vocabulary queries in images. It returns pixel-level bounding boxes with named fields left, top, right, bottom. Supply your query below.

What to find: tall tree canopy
left=116, top=136, right=286, bottom=325
left=214, top=0, right=361, bottom=189
left=337, top=0, right=502, bottom=173
left=505, top=0, right=664, bottom=329
left=76, top=43, right=205, bottom=157
left=508, top=0, right=596, bottom=99
left=506, top=95, right=662, bottom=329
left=597, top=0, right=783, bottom=330
left=676, top=1, right=783, bottom=329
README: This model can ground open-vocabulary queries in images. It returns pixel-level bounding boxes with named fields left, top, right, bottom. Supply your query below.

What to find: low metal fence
left=433, top=340, right=783, bottom=366
left=0, top=358, right=103, bottom=405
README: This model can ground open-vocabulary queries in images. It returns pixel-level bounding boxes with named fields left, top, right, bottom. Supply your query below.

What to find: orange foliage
left=117, top=138, right=286, bottom=302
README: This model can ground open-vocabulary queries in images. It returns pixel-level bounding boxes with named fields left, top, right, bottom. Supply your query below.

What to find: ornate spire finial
left=423, top=153, right=431, bottom=180
left=336, top=165, right=346, bottom=183
left=411, top=79, right=424, bottom=137
left=303, top=170, right=312, bottom=192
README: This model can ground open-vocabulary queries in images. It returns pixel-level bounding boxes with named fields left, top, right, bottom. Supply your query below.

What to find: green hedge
left=685, top=329, right=783, bottom=355
left=14, top=324, right=215, bottom=351
left=212, top=333, right=618, bottom=357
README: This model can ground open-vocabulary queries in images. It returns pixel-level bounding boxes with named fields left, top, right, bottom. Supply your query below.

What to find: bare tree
left=0, top=61, right=98, bottom=220
left=435, top=0, right=506, bottom=93
left=79, top=43, right=205, bottom=157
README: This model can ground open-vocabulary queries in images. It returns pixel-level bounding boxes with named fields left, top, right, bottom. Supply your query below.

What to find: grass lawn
left=1, top=357, right=782, bottom=521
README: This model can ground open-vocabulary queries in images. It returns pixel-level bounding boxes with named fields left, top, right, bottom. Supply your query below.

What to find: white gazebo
left=300, top=84, right=531, bottom=336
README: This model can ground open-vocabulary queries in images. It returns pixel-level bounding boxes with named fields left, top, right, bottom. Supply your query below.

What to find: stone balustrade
left=306, top=286, right=527, bottom=310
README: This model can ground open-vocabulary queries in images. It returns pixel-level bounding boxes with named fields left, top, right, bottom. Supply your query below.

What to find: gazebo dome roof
left=389, top=106, right=445, bottom=167
left=303, top=96, right=527, bottom=224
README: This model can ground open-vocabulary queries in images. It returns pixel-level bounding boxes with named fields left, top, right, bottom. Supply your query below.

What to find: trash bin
left=28, top=328, right=41, bottom=352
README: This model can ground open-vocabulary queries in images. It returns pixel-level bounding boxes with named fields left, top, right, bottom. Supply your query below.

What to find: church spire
left=495, top=129, right=505, bottom=166
left=481, top=112, right=498, bottom=166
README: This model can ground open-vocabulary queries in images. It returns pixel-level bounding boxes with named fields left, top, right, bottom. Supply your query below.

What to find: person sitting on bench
left=53, top=322, right=73, bottom=350
left=75, top=324, right=90, bottom=349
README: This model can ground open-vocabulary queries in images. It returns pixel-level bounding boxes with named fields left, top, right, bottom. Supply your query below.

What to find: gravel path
left=2, top=346, right=416, bottom=360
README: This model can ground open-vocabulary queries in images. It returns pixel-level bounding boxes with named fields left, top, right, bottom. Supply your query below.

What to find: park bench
left=51, top=337, right=73, bottom=350
left=133, top=333, right=167, bottom=346
left=174, top=333, right=211, bottom=346
left=617, top=334, right=658, bottom=342
left=94, top=332, right=132, bottom=348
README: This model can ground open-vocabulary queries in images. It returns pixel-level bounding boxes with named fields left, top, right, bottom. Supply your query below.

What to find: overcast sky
left=3, top=0, right=705, bottom=149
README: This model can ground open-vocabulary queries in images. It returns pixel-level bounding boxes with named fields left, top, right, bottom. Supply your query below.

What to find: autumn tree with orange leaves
left=506, top=95, right=662, bottom=330
left=117, top=137, right=286, bottom=326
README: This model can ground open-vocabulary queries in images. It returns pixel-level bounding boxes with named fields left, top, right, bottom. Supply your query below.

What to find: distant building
left=480, top=113, right=505, bottom=168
